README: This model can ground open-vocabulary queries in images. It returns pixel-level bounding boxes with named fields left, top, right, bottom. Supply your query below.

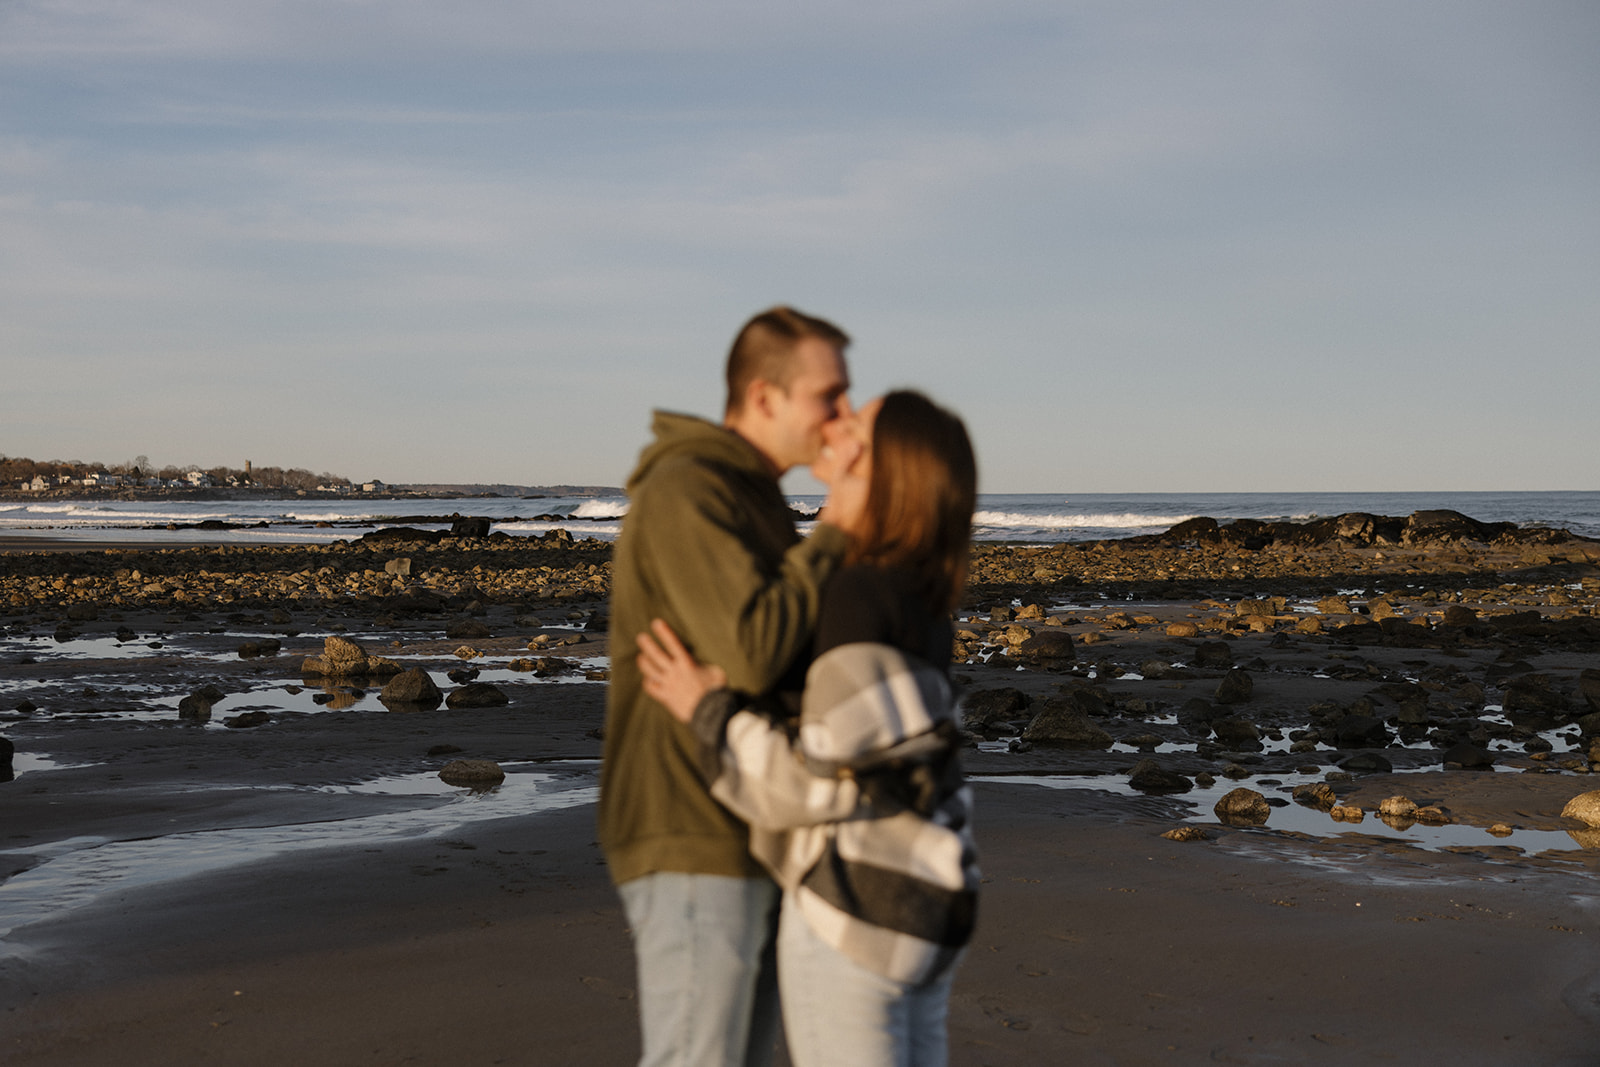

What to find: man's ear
left=745, top=377, right=778, bottom=421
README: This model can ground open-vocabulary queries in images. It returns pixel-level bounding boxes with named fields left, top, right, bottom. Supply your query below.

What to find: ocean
left=2, top=491, right=1597, bottom=547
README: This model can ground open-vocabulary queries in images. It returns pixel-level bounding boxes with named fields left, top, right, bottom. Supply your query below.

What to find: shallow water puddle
left=0, top=767, right=598, bottom=950
left=974, top=773, right=1595, bottom=857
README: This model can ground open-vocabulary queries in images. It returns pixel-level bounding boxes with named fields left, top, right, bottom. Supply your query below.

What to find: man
left=601, top=307, right=863, bottom=1067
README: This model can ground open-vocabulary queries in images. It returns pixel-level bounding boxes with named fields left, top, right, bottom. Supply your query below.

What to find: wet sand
left=3, top=530, right=1600, bottom=1063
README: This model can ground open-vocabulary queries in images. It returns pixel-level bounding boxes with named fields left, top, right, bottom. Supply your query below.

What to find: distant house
left=79, top=473, right=122, bottom=488
left=27, top=475, right=48, bottom=491
left=362, top=480, right=385, bottom=493
left=185, top=471, right=214, bottom=488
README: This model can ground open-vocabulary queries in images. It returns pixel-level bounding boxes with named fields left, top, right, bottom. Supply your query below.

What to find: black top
left=813, top=563, right=952, bottom=671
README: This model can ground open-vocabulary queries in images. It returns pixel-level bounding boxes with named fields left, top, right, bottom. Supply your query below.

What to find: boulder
left=1016, top=630, right=1076, bottom=669
left=1580, top=669, right=1600, bottom=714
left=446, top=682, right=510, bottom=709
left=223, top=711, right=271, bottom=729
left=1503, top=676, right=1569, bottom=716
left=1128, top=759, right=1191, bottom=795
left=1440, top=605, right=1478, bottom=627
left=1338, top=752, right=1393, bottom=774
left=1378, top=796, right=1417, bottom=818
left=439, top=759, right=505, bottom=784
left=1214, top=670, right=1253, bottom=705
left=449, top=517, right=492, bottom=538
left=1212, top=718, right=1262, bottom=748
left=1442, top=742, right=1494, bottom=768
left=1020, top=697, right=1113, bottom=748
left=1292, top=782, right=1337, bottom=811
left=959, top=688, right=1031, bottom=728
left=1333, top=714, right=1389, bottom=748
left=380, top=668, right=444, bottom=709
left=1214, top=787, right=1269, bottom=825
left=445, top=620, right=493, bottom=640
left=1165, top=621, right=1199, bottom=638
left=1193, top=641, right=1233, bottom=669
left=1561, top=791, right=1600, bottom=828
left=301, top=636, right=403, bottom=678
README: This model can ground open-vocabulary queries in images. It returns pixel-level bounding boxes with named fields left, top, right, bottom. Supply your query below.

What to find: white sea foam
left=972, top=510, right=1196, bottom=531
left=571, top=499, right=628, bottom=519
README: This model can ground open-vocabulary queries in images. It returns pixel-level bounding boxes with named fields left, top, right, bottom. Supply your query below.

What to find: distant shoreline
left=0, top=484, right=623, bottom=505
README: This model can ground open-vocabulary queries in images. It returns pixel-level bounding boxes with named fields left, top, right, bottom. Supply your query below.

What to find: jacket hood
left=625, top=410, right=773, bottom=495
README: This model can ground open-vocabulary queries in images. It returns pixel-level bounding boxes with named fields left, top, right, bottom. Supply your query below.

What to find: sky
left=1, top=1, right=1596, bottom=494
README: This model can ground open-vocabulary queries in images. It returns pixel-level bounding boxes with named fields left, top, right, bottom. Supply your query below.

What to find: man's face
left=765, top=337, right=850, bottom=472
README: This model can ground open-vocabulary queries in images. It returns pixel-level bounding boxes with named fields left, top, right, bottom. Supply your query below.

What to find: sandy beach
left=4, top=518, right=1600, bottom=1064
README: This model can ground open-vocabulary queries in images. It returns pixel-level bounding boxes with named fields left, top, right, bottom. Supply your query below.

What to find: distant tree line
left=1, top=454, right=351, bottom=490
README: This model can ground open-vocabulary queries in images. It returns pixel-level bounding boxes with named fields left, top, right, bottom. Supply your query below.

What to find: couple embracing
left=601, top=307, right=979, bottom=1067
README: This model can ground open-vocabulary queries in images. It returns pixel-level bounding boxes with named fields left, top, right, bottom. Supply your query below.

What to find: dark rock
left=1176, top=698, right=1217, bottom=726
left=1580, top=669, right=1600, bottom=714
left=1292, top=782, right=1337, bottom=811
left=1440, top=605, right=1478, bottom=627
left=1193, top=641, right=1233, bottom=669
left=1020, top=697, right=1113, bottom=748
left=445, top=620, right=493, bottom=640
left=1402, top=509, right=1515, bottom=546
left=1214, top=787, right=1270, bottom=825
left=1333, top=714, right=1389, bottom=748
left=960, top=688, right=1031, bottom=728
left=446, top=682, right=510, bottom=709
left=223, top=711, right=272, bottom=729
left=1128, top=759, right=1192, bottom=795
left=1163, top=516, right=1219, bottom=541
left=1212, top=718, right=1262, bottom=749
left=449, top=517, right=492, bottom=538
left=1214, top=670, right=1253, bottom=705
left=1016, top=630, right=1076, bottom=669
left=439, top=758, right=504, bottom=783
left=1503, top=675, right=1569, bottom=716
left=1442, top=742, right=1495, bottom=768
left=1338, top=752, right=1393, bottom=774
left=380, top=668, right=444, bottom=709
left=447, top=667, right=481, bottom=684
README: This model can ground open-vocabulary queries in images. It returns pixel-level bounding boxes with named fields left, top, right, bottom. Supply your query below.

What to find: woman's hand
left=635, top=618, right=727, bottom=724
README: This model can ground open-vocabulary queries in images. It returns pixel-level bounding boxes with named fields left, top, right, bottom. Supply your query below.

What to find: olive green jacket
left=600, top=411, right=847, bottom=885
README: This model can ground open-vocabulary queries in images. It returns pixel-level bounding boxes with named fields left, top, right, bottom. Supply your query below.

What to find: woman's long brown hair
left=847, top=390, right=977, bottom=611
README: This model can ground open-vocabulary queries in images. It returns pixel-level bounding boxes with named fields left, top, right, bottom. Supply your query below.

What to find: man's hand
left=636, top=618, right=727, bottom=724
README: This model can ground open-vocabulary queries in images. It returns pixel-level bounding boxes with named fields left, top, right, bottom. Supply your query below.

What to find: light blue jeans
left=617, top=872, right=782, bottom=1067
left=777, top=893, right=958, bottom=1067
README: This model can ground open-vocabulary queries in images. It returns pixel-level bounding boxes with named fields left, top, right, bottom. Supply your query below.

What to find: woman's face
left=813, top=394, right=880, bottom=486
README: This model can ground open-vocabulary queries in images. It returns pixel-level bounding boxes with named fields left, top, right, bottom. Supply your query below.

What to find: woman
left=635, top=389, right=979, bottom=1067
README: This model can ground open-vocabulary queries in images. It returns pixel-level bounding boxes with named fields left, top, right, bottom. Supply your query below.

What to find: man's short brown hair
left=725, top=307, right=850, bottom=416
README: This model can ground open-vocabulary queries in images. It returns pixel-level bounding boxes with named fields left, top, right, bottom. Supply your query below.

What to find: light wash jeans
left=777, top=893, right=957, bottom=1067
left=617, top=872, right=782, bottom=1067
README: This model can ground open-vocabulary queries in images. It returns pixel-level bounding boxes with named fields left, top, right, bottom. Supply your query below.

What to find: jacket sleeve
left=705, top=707, right=863, bottom=831
left=639, top=459, right=847, bottom=695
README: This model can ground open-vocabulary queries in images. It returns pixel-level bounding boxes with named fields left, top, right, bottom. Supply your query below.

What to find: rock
left=1160, top=826, right=1211, bottom=842
left=1214, top=788, right=1269, bottom=825
left=1212, top=718, right=1261, bottom=747
left=446, top=682, right=510, bottom=709
left=380, top=668, right=444, bottom=709
left=1128, top=759, right=1192, bottom=795
left=1561, top=791, right=1600, bottom=828
left=1015, top=603, right=1045, bottom=620
left=1193, top=641, right=1233, bottom=669
left=1176, top=698, right=1217, bottom=726
left=1295, top=616, right=1323, bottom=635
left=1020, top=697, right=1113, bottom=748
left=1367, top=599, right=1398, bottom=622
left=1214, top=670, right=1253, bottom=705
left=1378, top=796, right=1417, bottom=818
left=1333, top=714, right=1389, bottom=748
left=1316, top=596, right=1352, bottom=615
left=1504, top=676, right=1569, bottom=715
left=1330, top=805, right=1365, bottom=823
left=1412, top=805, right=1450, bottom=825
left=302, top=636, right=403, bottom=677
left=447, top=667, right=481, bottom=684
left=177, top=684, right=227, bottom=720
left=439, top=758, right=504, bottom=784
left=1338, top=752, right=1393, bottom=774
left=1576, top=669, right=1600, bottom=714
left=384, top=557, right=412, bottom=577
left=1293, top=782, right=1337, bottom=811
left=223, top=711, right=271, bottom=728
left=989, top=606, right=1013, bottom=623
left=1488, top=823, right=1514, bottom=836
left=960, top=688, right=1031, bottom=728
left=449, top=517, right=492, bottom=538
left=1442, top=742, right=1495, bottom=768
left=1137, top=658, right=1183, bottom=680
left=1166, top=621, right=1199, bottom=638
left=0, top=735, right=13, bottom=777
left=1016, top=630, right=1076, bottom=669
left=66, top=603, right=98, bottom=622
left=1235, top=599, right=1274, bottom=618
left=1440, top=605, right=1478, bottom=627
left=445, top=620, right=493, bottom=640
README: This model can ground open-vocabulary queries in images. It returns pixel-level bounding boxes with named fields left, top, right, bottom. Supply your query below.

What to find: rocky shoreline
left=5, top=508, right=1600, bottom=1062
